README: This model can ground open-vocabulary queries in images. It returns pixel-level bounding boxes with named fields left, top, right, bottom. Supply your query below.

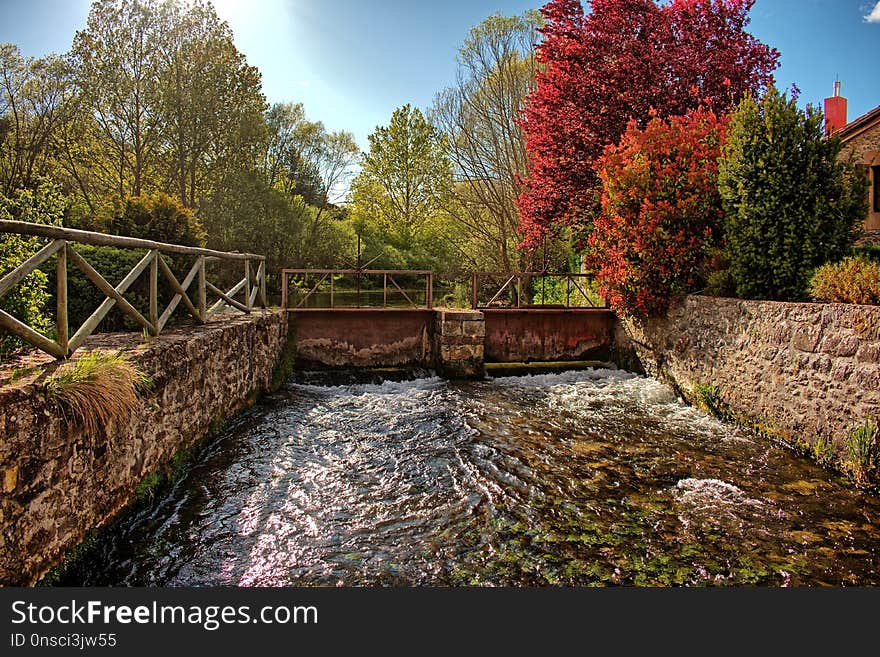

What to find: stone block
left=792, top=326, right=821, bottom=353
left=855, top=342, right=880, bottom=364
left=442, top=334, right=483, bottom=346
left=461, top=319, right=486, bottom=337
left=442, top=321, right=462, bottom=337
left=2, top=467, right=17, bottom=493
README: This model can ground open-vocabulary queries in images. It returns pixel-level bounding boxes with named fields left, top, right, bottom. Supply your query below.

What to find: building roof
left=837, top=105, right=880, bottom=142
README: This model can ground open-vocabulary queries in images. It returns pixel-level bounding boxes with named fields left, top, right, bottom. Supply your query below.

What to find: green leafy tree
left=718, top=88, right=868, bottom=300
left=98, top=192, right=206, bottom=246
left=201, top=170, right=354, bottom=283
left=0, top=179, right=66, bottom=356
left=262, top=102, right=359, bottom=262
left=160, top=0, right=267, bottom=208
left=431, top=11, right=544, bottom=273
left=349, top=104, right=457, bottom=270
left=70, top=0, right=167, bottom=199
left=0, top=44, right=75, bottom=196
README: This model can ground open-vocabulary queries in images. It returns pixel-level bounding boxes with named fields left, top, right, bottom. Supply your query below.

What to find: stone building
left=825, top=82, right=880, bottom=244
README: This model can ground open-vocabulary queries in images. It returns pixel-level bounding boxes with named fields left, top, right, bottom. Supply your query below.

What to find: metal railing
left=281, top=269, right=433, bottom=309
left=0, top=220, right=266, bottom=358
left=471, top=271, right=605, bottom=309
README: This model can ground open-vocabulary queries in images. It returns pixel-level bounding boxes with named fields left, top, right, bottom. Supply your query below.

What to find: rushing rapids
left=66, top=369, right=880, bottom=586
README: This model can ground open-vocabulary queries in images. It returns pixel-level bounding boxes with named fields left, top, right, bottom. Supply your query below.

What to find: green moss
left=208, top=413, right=228, bottom=437
left=687, top=382, right=877, bottom=488
left=271, top=328, right=298, bottom=391
left=37, top=529, right=99, bottom=587
left=812, top=435, right=836, bottom=467
left=134, top=469, right=163, bottom=503
left=691, top=383, right=732, bottom=421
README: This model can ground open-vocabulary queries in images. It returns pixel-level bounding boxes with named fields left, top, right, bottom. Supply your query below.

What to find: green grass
left=812, top=435, right=836, bottom=467
left=692, top=383, right=726, bottom=419
left=845, top=419, right=878, bottom=486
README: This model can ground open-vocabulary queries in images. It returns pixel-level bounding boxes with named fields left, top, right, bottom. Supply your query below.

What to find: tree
left=67, top=0, right=268, bottom=209
left=348, top=104, right=456, bottom=270
left=431, top=11, right=544, bottom=273
left=516, top=0, right=779, bottom=246
left=70, top=0, right=167, bottom=199
left=0, top=45, right=75, bottom=197
left=159, top=0, right=267, bottom=209
left=263, top=102, right=359, bottom=266
left=264, top=102, right=359, bottom=209
left=588, top=108, right=727, bottom=316
left=0, top=179, right=66, bottom=356
left=200, top=169, right=354, bottom=278
left=98, top=192, right=205, bottom=246
left=718, top=88, right=868, bottom=301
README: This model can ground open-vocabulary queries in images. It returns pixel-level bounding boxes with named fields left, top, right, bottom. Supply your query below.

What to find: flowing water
left=70, top=369, right=880, bottom=586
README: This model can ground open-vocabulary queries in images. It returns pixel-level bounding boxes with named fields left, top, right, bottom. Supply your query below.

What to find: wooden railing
left=471, top=271, right=605, bottom=309
left=281, top=269, right=433, bottom=309
left=0, top=220, right=266, bottom=358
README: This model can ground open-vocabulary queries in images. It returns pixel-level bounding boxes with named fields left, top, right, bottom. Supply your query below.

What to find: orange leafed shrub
left=809, top=257, right=880, bottom=305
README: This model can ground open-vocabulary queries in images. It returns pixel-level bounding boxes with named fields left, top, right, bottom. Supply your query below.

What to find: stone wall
left=0, top=311, right=287, bottom=586
left=623, top=295, right=880, bottom=453
left=433, top=308, right=484, bottom=378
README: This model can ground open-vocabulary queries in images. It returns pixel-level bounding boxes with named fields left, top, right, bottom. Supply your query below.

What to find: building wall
left=841, top=118, right=880, bottom=232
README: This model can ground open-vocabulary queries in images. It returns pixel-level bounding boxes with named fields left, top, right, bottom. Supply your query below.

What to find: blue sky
left=1, top=0, right=878, bottom=151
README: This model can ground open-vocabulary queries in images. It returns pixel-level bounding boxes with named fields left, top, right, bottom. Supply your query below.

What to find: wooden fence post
left=259, top=261, right=267, bottom=308
left=149, top=250, right=159, bottom=334
left=244, top=259, right=252, bottom=312
left=197, top=256, right=207, bottom=321
left=56, top=243, right=68, bottom=356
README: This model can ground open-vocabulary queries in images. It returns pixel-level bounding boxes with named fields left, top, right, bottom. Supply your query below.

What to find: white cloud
left=297, top=80, right=312, bottom=89
left=866, top=1, right=880, bottom=23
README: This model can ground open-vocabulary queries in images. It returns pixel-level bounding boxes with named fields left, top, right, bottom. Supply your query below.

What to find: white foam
left=487, top=367, right=635, bottom=387
left=291, top=376, right=445, bottom=397
left=673, top=478, right=763, bottom=511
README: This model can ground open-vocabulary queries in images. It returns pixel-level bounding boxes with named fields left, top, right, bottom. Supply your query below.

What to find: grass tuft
left=845, top=419, right=878, bottom=486
left=44, top=350, right=151, bottom=436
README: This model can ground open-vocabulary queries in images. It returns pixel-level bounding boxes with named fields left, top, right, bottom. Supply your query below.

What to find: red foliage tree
left=588, top=108, right=727, bottom=316
left=516, top=0, right=778, bottom=246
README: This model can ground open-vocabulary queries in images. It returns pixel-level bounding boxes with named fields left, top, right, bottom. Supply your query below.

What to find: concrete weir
left=0, top=306, right=618, bottom=585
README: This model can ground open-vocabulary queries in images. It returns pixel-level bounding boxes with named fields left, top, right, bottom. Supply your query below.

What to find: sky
left=0, top=0, right=878, bottom=152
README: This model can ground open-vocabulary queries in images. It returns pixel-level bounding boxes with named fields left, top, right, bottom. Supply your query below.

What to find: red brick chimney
left=824, top=80, right=847, bottom=135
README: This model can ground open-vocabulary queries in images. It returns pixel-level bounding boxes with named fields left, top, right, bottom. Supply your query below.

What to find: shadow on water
left=66, top=368, right=880, bottom=586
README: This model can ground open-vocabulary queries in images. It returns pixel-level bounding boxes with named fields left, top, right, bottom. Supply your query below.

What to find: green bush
left=99, top=193, right=206, bottom=246
left=845, top=419, right=878, bottom=486
left=853, top=245, right=880, bottom=262
left=48, top=194, right=204, bottom=334
left=0, top=181, right=66, bottom=356
left=718, top=88, right=868, bottom=301
left=58, top=246, right=152, bottom=333
left=809, top=256, right=880, bottom=305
